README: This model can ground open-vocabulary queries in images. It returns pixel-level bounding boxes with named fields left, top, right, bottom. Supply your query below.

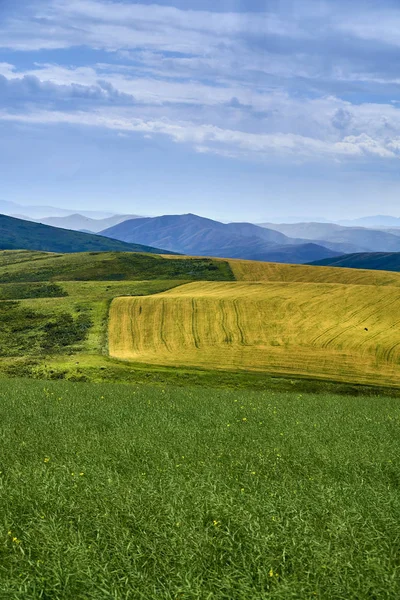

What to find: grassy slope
left=228, top=257, right=400, bottom=285
left=163, top=254, right=400, bottom=285
left=309, top=252, right=400, bottom=271
left=2, top=250, right=400, bottom=390
left=0, top=281, right=183, bottom=378
left=0, top=214, right=174, bottom=254
left=30, top=280, right=184, bottom=354
left=109, top=280, right=400, bottom=386
left=0, top=282, right=67, bottom=300
left=0, top=250, right=51, bottom=266
left=1, top=379, right=400, bottom=599
left=0, top=250, right=234, bottom=283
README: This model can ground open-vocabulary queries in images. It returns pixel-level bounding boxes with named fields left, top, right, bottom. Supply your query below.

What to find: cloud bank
left=1, top=0, right=400, bottom=165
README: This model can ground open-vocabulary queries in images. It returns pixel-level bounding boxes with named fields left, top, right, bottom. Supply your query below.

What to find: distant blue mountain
left=337, top=215, right=400, bottom=227
left=100, top=213, right=341, bottom=264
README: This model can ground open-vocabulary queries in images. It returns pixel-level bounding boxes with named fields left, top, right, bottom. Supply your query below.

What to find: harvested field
left=228, top=258, right=400, bottom=286
left=109, top=281, right=400, bottom=386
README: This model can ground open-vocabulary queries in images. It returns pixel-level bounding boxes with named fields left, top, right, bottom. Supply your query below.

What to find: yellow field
left=161, top=254, right=400, bottom=285
left=109, top=281, right=400, bottom=386
left=227, top=258, right=400, bottom=285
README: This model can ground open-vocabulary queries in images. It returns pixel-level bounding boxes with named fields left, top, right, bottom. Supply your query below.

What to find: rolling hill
left=108, top=280, right=400, bottom=387
left=3, top=249, right=400, bottom=286
left=227, top=258, right=400, bottom=285
left=1, top=249, right=400, bottom=388
left=309, top=252, right=400, bottom=271
left=100, top=213, right=340, bottom=263
left=0, top=214, right=171, bottom=254
left=0, top=250, right=234, bottom=283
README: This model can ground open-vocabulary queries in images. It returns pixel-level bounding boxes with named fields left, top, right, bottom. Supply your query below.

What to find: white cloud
left=1, top=0, right=265, bottom=54
left=2, top=1, right=400, bottom=167
left=3, top=54, right=400, bottom=165
left=54, top=0, right=307, bottom=38
left=1, top=107, right=398, bottom=163
left=1, top=61, right=296, bottom=115
left=0, top=63, right=17, bottom=77
left=336, top=11, right=400, bottom=46
left=2, top=0, right=400, bottom=87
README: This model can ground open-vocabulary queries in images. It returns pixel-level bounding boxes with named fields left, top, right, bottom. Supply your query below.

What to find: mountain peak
left=99, top=213, right=339, bottom=263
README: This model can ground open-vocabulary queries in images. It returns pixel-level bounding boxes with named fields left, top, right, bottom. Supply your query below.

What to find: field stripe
left=191, top=299, right=200, bottom=349
left=108, top=281, right=400, bottom=386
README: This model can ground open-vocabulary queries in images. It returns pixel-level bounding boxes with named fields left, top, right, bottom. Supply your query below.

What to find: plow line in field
left=108, top=281, right=400, bottom=386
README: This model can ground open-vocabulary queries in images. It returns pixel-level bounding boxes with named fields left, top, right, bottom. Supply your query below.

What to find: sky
left=1, top=0, right=400, bottom=221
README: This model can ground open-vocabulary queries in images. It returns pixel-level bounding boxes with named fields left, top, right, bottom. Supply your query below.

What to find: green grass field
left=1, top=379, right=399, bottom=599
left=1, top=251, right=400, bottom=597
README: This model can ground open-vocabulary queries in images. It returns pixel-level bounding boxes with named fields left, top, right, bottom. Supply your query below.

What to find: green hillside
left=0, top=280, right=182, bottom=366
left=0, top=250, right=234, bottom=283
left=309, top=252, right=400, bottom=271
left=0, top=213, right=171, bottom=254
left=0, top=249, right=399, bottom=392
left=0, top=251, right=233, bottom=382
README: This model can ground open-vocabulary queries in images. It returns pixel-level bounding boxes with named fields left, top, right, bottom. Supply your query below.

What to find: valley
left=1, top=248, right=399, bottom=391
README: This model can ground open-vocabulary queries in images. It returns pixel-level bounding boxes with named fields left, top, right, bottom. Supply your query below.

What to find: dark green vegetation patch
left=0, top=380, right=399, bottom=599
left=0, top=302, right=92, bottom=357
left=0, top=282, right=67, bottom=300
left=0, top=251, right=234, bottom=283
left=309, top=251, right=400, bottom=272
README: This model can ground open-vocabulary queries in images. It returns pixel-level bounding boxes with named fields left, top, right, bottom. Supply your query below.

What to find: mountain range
left=337, top=215, right=400, bottom=228
left=260, top=222, right=400, bottom=253
left=3, top=198, right=400, bottom=266
left=30, top=213, right=141, bottom=233
left=100, top=213, right=341, bottom=263
left=0, top=214, right=172, bottom=255
left=0, top=199, right=122, bottom=220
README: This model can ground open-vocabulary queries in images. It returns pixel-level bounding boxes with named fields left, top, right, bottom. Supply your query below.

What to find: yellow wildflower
left=44, top=457, right=50, bottom=463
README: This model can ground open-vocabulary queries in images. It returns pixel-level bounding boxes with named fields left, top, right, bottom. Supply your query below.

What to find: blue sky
left=1, top=0, right=400, bottom=221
